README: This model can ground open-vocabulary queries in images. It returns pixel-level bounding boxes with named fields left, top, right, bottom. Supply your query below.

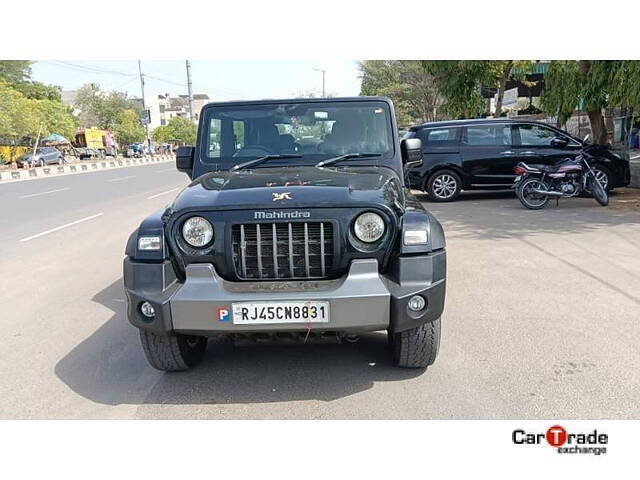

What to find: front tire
left=391, top=318, right=441, bottom=368
left=426, top=170, right=462, bottom=202
left=139, top=330, right=207, bottom=372
left=591, top=166, right=612, bottom=192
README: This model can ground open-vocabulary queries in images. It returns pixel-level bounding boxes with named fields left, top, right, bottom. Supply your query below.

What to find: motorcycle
left=513, top=145, right=608, bottom=210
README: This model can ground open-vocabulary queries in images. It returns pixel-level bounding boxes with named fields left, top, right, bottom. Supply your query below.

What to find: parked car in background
left=405, top=118, right=631, bottom=201
left=17, top=147, right=64, bottom=168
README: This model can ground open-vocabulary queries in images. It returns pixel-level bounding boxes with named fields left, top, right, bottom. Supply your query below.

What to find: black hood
left=169, top=165, right=405, bottom=213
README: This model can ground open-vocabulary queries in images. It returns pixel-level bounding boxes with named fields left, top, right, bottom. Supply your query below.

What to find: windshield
left=203, top=101, right=394, bottom=167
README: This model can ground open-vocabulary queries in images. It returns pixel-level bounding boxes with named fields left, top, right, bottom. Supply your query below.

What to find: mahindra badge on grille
left=272, top=192, right=292, bottom=202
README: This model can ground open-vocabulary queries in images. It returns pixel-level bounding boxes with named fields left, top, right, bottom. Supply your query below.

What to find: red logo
left=546, top=425, right=567, bottom=447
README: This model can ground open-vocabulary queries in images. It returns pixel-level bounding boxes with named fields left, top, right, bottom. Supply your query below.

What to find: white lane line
left=19, top=187, right=70, bottom=199
left=147, top=187, right=180, bottom=200
left=107, top=175, right=136, bottom=182
left=19, top=213, right=104, bottom=242
left=156, top=168, right=176, bottom=173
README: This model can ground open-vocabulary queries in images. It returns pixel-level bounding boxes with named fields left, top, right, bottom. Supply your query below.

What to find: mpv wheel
left=426, top=170, right=461, bottom=202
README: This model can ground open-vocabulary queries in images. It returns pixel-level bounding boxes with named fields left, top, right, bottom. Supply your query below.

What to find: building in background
left=138, top=93, right=211, bottom=131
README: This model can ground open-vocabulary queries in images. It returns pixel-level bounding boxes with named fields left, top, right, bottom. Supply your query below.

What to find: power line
left=49, top=61, right=136, bottom=77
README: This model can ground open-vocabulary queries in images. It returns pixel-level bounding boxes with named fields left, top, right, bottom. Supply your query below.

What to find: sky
left=30, top=60, right=363, bottom=101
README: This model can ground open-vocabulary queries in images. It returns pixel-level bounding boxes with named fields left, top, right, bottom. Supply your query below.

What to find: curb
left=0, top=155, right=175, bottom=183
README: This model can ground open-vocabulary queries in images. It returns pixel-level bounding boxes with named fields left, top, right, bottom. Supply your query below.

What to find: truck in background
left=74, top=128, right=119, bottom=159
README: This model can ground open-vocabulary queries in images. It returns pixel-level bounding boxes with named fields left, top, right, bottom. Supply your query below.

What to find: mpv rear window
left=419, top=127, right=459, bottom=146
left=464, top=125, right=512, bottom=146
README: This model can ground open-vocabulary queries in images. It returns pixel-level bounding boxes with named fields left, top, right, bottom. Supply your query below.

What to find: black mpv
left=404, top=118, right=631, bottom=202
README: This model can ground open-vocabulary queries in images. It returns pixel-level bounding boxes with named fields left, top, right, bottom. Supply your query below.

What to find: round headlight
left=182, top=216, right=213, bottom=247
left=354, top=212, right=385, bottom=243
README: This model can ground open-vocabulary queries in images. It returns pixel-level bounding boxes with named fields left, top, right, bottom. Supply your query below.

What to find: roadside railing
left=0, top=155, right=175, bottom=182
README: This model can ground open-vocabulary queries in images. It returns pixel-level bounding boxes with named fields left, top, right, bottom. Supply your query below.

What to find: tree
left=152, top=117, right=197, bottom=145
left=423, top=61, right=493, bottom=118
left=0, top=60, right=62, bottom=101
left=422, top=61, right=533, bottom=119
left=75, top=83, right=139, bottom=130
left=542, top=60, right=617, bottom=144
left=151, top=125, right=171, bottom=143
left=34, top=99, right=77, bottom=139
left=359, top=60, right=443, bottom=125
left=16, top=82, right=62, bottom=102
left=0, top=60, right=32, bottom=85
left=0, top=80, right=77, bottom=162
left=113, top=109, right=145, bottom=146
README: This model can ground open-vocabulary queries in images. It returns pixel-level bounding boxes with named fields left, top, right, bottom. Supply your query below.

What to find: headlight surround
left=353, top=212, right=386, bottom=243
left=182, top=216, right=214, bottom=247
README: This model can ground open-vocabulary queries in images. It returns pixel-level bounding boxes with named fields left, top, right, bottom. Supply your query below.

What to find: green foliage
left=541, top=61, right=581, bottom=126
left=0, top=60, right=32, bottom=84
left=0, top=80, right=77, bottom=162
left=151, top=117, right=197, bottom=145
left=359, top=60, right=443, bottom=125
left=113, top=109, right=145, bottom=146
left=151, top=125, right=170, bottom=143
left=609, top=61, right=640, bottom=108
left=33, top=99, right=77, bottom=139
left=423, top=61, right=493, bottom=118
left=0, top=60, right=62, bottom=101
left=541, top=60, right=636, bottom=142
left=16, top=81, right=63, bottom=102
left=75, top=83, right=138, bottom=130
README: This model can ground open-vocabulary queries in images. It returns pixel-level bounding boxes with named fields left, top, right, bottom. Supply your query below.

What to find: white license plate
left=232, top=301, right=330, bottom=324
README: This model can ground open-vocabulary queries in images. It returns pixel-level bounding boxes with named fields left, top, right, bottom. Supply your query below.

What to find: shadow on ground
left=55, top=278, right=421, bottom=407
left=415, top=189, right=640, bottom=241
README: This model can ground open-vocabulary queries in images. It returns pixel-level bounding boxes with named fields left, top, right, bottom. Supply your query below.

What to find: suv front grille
left=232, top=222, right=334, bottom=280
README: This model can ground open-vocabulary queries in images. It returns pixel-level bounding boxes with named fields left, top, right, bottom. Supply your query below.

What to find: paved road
left=1, top=166, right=639, bottom=419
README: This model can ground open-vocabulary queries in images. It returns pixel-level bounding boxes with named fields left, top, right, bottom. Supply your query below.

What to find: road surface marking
left=107, top=175, right=136, bottom=182
left=19, top=213, right=104, bottom=242
left=19, top=187, right=70, bottom=199
left=156, top=167, right=175, bottom=173
left=147, top=187, right=180, bottom=199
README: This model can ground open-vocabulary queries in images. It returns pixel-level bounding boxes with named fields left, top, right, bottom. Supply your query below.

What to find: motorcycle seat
left=522, top=159, right=581, bottom=173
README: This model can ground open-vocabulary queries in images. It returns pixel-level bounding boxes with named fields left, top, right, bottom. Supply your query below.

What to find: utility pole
left=138, top=60, right=151, bottom=151
left=313, top=68, right=326, bottom=97
left=186, top=60, right=195, bottom=122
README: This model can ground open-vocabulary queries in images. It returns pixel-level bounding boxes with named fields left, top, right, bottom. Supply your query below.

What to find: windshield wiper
left=315, top=153, right=382, bottom=168
left=231, top=154, right=302, bottom=172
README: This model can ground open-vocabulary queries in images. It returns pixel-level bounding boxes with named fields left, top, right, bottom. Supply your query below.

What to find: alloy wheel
left=432, top=174, right=458, bottom=200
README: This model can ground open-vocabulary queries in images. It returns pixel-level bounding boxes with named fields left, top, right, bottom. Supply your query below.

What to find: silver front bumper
left=170, top=259, right=391, bottom=334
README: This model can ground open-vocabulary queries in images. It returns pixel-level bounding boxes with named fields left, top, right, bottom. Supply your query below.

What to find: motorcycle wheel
left=589, top=174, right=609, bottom=206
left=517, top=178, right=549, bottom=210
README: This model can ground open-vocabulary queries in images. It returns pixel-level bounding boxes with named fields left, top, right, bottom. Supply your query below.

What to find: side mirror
left=583, top=134, right=591, bottom=144
left=400, top=137, right=423, bottom=167
left=176, top=146, right=194, bottom=177
left=550, top=136, right=569, bottom=148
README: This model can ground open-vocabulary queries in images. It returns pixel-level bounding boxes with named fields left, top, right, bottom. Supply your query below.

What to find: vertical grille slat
left=288, top=223, right=294, bottom=278
left=320, top=222, right=325, bottom=276
left=303, top=223, right=310, bottom=277
left=272, top=223, right=278, bottom=279
left=256, top=223, right=263, bottom=279
left=240, top=224, right=247, bottom=278
left=232, top=221, right=334, bottom=280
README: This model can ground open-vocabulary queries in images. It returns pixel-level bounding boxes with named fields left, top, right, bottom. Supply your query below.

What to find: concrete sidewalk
left=0, top=155, right=175, bottom=183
